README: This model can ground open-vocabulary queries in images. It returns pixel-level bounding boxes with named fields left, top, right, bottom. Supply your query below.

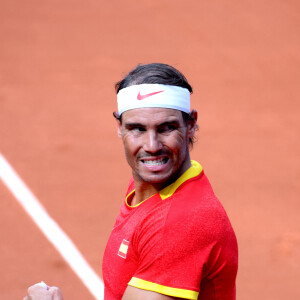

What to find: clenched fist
left=23, top=283, right=64, bottom=300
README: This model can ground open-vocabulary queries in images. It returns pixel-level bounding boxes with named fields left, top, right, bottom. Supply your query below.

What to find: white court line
left=0, top=153, right=104, bottom=300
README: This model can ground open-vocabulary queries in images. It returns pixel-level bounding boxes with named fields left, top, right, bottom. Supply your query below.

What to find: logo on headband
left=137, top=90, right=164, bottom=100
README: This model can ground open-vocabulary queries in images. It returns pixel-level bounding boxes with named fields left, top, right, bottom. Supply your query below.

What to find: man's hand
left=23, top=283, right=64, bottom=300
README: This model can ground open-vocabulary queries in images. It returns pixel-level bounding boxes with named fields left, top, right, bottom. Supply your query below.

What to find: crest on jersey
left=118, top=239, right=129, bottom=259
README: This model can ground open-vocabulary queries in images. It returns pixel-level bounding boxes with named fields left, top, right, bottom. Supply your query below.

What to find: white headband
left=117, top=84, right=190, bottom=115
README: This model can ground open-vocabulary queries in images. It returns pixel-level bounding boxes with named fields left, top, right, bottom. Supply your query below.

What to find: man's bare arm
left=122, top=285, right=182, bottom=300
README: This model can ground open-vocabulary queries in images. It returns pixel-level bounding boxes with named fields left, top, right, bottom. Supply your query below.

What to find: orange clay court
left=0, top=1, right=299, bottom=299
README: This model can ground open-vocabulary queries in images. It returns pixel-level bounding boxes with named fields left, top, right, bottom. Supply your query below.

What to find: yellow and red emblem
left=118, top=239, right=129, bottom=259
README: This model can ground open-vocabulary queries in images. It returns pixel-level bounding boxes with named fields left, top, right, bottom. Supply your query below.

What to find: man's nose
left=143, top=131, right=162, bottom=153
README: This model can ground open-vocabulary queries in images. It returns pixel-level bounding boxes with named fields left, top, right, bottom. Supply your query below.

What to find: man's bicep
left=122, top=285, right=181, bottom=300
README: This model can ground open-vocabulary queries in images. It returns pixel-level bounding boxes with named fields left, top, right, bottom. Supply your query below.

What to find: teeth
left=143, top=158, right=166, bottom=165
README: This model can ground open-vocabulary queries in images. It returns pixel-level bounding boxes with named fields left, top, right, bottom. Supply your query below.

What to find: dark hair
left=115, top=63, right=193, bottom=93
left=114, top=63, right=198, bottom=148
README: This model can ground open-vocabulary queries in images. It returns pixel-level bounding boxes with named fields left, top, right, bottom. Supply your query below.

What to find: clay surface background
left=0, top=1, right=299, bottom=299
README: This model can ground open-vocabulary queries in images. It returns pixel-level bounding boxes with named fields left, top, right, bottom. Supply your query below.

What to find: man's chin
left=139, top=172, right=173, bottom=186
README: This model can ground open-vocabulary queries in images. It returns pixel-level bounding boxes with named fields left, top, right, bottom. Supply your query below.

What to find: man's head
left=114, top=63, right=198, bottom=147
left=114, top=63, right=198, bottom=189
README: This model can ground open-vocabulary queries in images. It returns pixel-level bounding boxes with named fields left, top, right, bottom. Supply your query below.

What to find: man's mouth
left=141, top=157, right=168, bottom=166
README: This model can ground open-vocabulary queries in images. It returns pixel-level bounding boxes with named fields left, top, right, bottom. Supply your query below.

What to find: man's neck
left=131, top=159, right=192, bottom=206
left=130, top=182, right=159, bottom=206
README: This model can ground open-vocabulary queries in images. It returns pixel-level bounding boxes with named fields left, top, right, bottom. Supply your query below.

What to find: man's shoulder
left=166, top=171, right=233, bottom=233
left=173, top=169, right=217, bottom=207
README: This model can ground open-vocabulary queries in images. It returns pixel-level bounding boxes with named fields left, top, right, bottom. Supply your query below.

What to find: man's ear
left=113, top=111, right=122, bottom=138
left=116, top=119, right=122, bottom=138
left=187, top=109, right=198, bottom=138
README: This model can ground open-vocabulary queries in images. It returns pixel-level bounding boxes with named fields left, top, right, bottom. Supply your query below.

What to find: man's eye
left=159, top=125, right=176, bottom=133
left=131, top=127, right=145, bottom=132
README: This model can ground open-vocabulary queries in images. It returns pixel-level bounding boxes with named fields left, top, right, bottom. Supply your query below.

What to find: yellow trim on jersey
left=159, top=160, right=203, bottom=200
left=125, top=190, right=155, bottom=208
left=128, top=277, right=199, bottom=299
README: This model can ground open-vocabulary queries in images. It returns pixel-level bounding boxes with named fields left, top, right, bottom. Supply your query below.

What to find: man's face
left=117, top=107, right=196, bottom=188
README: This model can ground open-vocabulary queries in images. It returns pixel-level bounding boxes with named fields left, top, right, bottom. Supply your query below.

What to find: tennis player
left=24, top=63, right=238, bottom=300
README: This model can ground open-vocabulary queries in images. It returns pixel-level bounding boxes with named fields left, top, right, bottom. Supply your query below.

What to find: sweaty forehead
left=122, top=107, right=183, bottom=124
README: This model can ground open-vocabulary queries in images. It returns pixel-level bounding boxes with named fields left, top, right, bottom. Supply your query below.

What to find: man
left=24, top=63, right=238, bottom=300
